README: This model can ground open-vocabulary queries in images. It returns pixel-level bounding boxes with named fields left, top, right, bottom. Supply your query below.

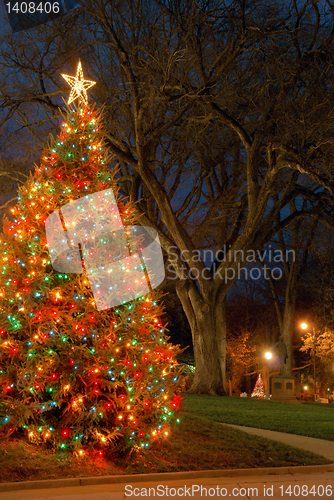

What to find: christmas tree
left=251, top=374, right=266, bottom=399
left=0, top=62, right=183, bottom=456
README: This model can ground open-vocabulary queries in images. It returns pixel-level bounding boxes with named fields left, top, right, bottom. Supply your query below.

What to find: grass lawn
left=184, top=394, right=334, bottom=441
left=0, top=413, right=330, bottom=483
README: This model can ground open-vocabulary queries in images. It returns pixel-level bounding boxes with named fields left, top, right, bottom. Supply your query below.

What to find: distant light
left=301, top=323, right=308, bottom=330
left=265, top=352, right=272, bottom=360
left=304, top=386, right=308, bottom=390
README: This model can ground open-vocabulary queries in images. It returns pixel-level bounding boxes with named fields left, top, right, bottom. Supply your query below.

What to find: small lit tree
left=251, top=374, right=266, bottom=399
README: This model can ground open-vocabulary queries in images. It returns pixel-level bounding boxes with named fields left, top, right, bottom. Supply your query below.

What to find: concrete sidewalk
left=222, top=424, right=334, bottom=462
left=0, top=424, right=333, bottom=500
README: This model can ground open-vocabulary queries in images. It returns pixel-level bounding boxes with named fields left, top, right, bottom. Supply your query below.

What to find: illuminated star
left=61, top=60, right=96, bottom=105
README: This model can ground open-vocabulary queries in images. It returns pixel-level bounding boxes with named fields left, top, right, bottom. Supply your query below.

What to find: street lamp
left=265, top=351, right=272, bottom=400
left=301, top=322, right=317, bottom=401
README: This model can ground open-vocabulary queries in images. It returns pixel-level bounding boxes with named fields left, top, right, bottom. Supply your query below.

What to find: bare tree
left=1, top=1, right=334, bottom=394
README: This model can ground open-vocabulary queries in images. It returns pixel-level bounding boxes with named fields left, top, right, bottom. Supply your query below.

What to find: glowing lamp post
left=301, top=323, right=317, bottom=401
left=265, top=352, right=272, bottom=400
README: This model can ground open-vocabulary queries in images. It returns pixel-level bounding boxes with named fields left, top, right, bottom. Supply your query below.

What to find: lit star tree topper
left=61, top=60, right=96, bottom=105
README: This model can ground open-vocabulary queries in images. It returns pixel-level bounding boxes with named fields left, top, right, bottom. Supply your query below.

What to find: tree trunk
left=281, top=294, right=296, bottom=376
left=280, top=261, right=297, bottom=376
left=176, top=280, right=227, bottom=395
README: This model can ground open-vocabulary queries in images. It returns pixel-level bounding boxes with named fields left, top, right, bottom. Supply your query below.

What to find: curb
left=0, top=463, right=333, bottom=493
